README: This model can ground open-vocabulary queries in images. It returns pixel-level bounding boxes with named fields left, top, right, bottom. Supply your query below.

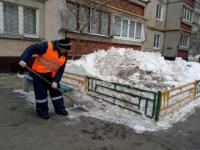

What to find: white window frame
left=113, top=15, right=145, bottom=42
left=121, top=18, right=129, bottom=37
left=3, top=2, right=19, bottom=35
left=23, top=7, right=39, bottom=38
left=153, top=34, right=161, bottom=49
left=0, top=1, right=3, bottom=34
left=18, top=6, right=23, bottom=35
left=0, top=1, right=39, bottom=39
left=156, top=4, right=163, bottom=21
left=180, top=34, right=189, bottom=48
left=182, top=5, right=193, bottom=23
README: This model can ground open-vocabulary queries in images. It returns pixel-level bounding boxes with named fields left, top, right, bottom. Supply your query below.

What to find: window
left=24, top=7, right=36, bottom=35
left=113, top=16, right=121, bottom=36
left=135, top=22, right=142, bottom=39
left=66, top=2, right=110, bottom=36
left=153, top=34, right=161, bottom=48
left=113, top=15, right=144, bottom=41
left=101, top=12, right=109, bottom=36
left=3, top=2, right=18, bottom=35
left=180, top=34, right=189, bottom=48
left=129, top=21, right=135, bottom=38
left=66, top=2, right=77, bottom=31
left=79, top=6, right=89, bottom=33
left=156, top=4, right=163, bottom=20
left=91, top=9, right=101, bottom=34
left=122, top=19, right=128, bottom=37
left=0, top=1, right=39, bottom=38
left=182, top=6, right=192, bottom=22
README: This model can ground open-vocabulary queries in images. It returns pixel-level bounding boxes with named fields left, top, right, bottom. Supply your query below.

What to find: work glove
left=51, top=82, right=58, bottom=89
left=19, top=60, right=27, bottom=68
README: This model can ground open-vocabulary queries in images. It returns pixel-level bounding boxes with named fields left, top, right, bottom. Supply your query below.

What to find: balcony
left=146, top=18, right=165, bottom=30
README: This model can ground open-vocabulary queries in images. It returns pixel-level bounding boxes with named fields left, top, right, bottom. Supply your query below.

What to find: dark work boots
left=55, top=110, right=68, bottom=116
left=37, top=112, right=49, bottom=119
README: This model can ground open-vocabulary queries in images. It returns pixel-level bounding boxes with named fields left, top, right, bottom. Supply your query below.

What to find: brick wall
left=180, top=22, right=192, bottom=31
left=68, top=39, right=141, bottom=57
left=0, top=57, right=34, bottom=73
left=96, top=0, right=144, bottom=16
left=183, top=0, right=195, bottom=7
left=177, top=50, right=188, bottom=60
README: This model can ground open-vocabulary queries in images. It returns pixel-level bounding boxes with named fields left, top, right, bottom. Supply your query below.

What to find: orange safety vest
left=32, top=41, right=66, bottom=77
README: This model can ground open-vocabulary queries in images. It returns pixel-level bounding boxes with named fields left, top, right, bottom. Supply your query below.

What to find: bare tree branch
left=73, top=0, right=111, bottom=59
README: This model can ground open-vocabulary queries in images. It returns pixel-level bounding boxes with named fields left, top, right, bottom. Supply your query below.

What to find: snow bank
left=65, top=47, right=200, bottom=91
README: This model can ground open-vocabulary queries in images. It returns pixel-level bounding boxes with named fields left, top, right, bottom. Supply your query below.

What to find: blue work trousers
left=30, top=72, right=65, bottom=115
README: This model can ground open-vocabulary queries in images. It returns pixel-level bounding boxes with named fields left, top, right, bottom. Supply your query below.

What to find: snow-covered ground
left=15, top=48, right=200, bottom=133
left=14, top=88, right=200, bottom=133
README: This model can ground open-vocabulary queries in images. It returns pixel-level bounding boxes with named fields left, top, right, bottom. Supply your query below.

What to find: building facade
left=143, top=0, right=167, bottom=52
left=190, top=0, right=200, bottom=58
left=0, top=0, right=46, bottom=72
left=163, top=0, right=195, bottom=60
left=45, top=0, right=148, bottom=58
left=0, top=0, right=198, bottom=72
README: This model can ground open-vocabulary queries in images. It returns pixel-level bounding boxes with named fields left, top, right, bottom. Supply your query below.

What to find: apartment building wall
left=0, top=0, right=46, bottom=56
left=165, top=2, right=181, bottom=30
left=143, top=0, right=167, bottom=52
left=0, top=0, right=46, bottom=72
left=163, top=0, right=194, bottom=60
left=190, top=0, right=200, bottom=57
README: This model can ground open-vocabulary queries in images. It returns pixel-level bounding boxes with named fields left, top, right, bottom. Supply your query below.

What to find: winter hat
left=57, top=38, right=71, bottom=50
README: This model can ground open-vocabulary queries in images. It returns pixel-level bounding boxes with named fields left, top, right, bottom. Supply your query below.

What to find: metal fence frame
left=87, top=76, right=161, bottom=120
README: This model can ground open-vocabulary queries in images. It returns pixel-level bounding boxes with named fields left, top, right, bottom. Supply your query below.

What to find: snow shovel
left=24, top=65, right=89, bottom=112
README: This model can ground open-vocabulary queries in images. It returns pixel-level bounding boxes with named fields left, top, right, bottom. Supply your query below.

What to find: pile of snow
left=65, top=47, right=200, bottom=91
left=14, top=48, right=200, bottom=133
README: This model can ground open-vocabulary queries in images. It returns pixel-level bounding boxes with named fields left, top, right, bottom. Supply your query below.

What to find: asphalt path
left=0, top=74, right=200, bottom=150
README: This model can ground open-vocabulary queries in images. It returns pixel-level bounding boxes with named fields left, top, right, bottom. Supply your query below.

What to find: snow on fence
left=63, top=73, right=200, bottom=121
left=87, top=76, right=161, bottom=120
left=159, top=82, right=196, bottom=117
left=61, top=72, right=88, bottom=91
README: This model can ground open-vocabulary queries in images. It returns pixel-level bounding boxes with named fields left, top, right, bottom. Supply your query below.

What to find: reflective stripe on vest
left=32, top=41, right=66, bottom=74
left=36, top=55, right=62, bottom=71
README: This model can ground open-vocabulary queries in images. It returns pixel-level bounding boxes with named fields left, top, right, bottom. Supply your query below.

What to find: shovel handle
left=25, top=66, right=74, bottom=102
